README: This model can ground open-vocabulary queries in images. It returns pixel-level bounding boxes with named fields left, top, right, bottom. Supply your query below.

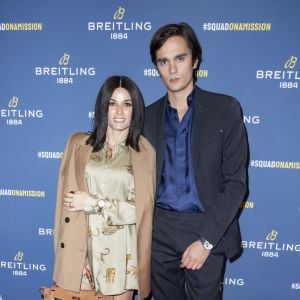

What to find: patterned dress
left=83, top=142, right=138, bottom=295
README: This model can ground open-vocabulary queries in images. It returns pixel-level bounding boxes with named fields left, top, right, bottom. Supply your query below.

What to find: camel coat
left=53, top=133, right=155, bottom=299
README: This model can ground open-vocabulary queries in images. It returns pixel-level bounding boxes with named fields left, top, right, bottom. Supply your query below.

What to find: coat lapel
left=130, top=145, right=148, bottom=231
left=191, top=88, right=207, bottom=166
left=154, top=98, right=166, bottom=184
left=75, top=139, right=93, bottom=192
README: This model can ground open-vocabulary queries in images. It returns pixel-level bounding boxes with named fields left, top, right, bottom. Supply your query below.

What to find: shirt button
left=60, top=242, right=65, bottom=248
left=65, top=217, right=70, bottom=223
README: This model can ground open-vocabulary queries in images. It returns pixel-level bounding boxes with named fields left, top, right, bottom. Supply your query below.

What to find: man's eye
left=177, top=56, right=185, bottom=62
left=158, top=59, right=168, bottom=66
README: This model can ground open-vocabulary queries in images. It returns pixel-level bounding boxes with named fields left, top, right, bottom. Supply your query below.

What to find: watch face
left=98, top=199, right=105, bottom=208
left=204, top=241, right=213, bottom=250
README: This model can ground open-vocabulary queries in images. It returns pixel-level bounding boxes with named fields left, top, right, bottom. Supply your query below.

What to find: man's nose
left=169, top=61, right=177, bottom=74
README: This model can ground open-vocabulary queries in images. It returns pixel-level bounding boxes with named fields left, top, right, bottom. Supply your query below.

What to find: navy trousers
left=151, top=208, right=226, bottom=300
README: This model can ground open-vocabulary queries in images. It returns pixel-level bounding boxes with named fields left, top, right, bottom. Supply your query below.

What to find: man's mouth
left=169, top=75, right=180, bottom=81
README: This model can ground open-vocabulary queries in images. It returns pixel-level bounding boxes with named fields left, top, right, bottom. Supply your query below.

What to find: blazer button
left=65, top=217, right=70, bottom=223
left=60, top=242, right=65, bottom=248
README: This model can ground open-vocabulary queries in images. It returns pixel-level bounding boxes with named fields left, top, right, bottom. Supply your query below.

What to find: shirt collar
left=187, top=88, right=196, bottom=107
left=167, top=87, right=196, bottom=109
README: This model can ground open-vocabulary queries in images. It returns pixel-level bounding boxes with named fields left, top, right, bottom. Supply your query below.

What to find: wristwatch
left=89, top=194, right=105, bottom=213
left=199, top=236, right=213, bottom=250
left=94, top=199, right=105, bottom=214
left=98, top=199, right=105, bottom=209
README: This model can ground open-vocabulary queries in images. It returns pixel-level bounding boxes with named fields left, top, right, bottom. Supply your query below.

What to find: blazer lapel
left=154, top=98, right=166, bottom=184
left=75, top=141, right=93, bottom=192
left=130, top=146, right=148, bottom=231
left=192, top=88, right=207, bottom=166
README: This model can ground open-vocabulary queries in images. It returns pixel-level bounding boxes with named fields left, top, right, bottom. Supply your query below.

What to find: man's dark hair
left=86, top=75, right=145, bottom=152
left=150, top=22, right=202, bottom=81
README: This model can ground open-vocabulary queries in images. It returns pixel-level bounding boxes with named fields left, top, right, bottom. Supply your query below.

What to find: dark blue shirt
left=156, top=90, right=205, bottom=212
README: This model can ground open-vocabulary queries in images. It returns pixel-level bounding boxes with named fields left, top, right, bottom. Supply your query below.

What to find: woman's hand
left=63, top=191, right=90, bottom=212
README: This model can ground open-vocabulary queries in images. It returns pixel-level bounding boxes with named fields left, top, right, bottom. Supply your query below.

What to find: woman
left=52, top=76, right=155, bottom=300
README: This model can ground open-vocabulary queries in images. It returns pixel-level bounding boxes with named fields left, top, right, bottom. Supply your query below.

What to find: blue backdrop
left=1, top=0, right=300, bottom=299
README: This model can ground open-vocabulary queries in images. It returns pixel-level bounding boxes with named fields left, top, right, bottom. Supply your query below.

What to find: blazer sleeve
left=146, top=141, right=156, bottom=199
left=53, top=134, right=74, bottom=252
left=200, top=99, right=248, bottom=247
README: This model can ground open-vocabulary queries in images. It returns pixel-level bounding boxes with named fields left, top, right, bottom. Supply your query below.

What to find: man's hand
left=180, top=240, right=210, bottom=270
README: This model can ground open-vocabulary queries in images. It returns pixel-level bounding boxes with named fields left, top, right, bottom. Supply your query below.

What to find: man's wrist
left=199, top=236, right=213, bottom=250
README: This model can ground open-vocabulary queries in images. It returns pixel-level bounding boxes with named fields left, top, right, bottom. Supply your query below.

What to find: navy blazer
left=144, top=86, right=248, bottom=259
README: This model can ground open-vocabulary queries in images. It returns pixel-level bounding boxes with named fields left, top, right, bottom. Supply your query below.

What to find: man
left=143, top=23, right=248, bottom=299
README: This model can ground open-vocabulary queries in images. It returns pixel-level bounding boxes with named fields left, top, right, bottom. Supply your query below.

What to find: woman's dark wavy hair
left=86, top=75, right=145, bottom=152
left=150, top=22, right=202, bottom=82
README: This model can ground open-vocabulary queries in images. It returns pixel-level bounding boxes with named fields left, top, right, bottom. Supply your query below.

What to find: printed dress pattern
left=84, top=143, right=138, bottom=295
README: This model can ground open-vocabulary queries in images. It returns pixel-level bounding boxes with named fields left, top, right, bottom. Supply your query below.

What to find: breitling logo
left=266, top=230, right=278, bottom=241
left=35, top=53, right=95, bottom=77
left=256, top=55, right=299, bottom=89
left=0, top=251, right=47, bottom=277
left=14, top=251, right=24, bottom=262
left=284, top=56, right=297, bottom=69
left=113, top=7, right=125, bottom=20
left=242, top=228, right=300, bottom=255
left=59, top=53, right=70, bottom=66
left=1, top=97, right=43, bottom=126
left=8, top=96, right=18, bottom=108
left=35, top=53, right=96, bottom=84
left=87, top=6, right=151, bottom=40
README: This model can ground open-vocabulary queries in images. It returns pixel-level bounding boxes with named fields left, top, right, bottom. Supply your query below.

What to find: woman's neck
left=106, top=128, right=129, bottom=147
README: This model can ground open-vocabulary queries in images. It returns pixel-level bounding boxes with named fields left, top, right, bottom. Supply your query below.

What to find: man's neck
left=168, top=86, right=194, bottom=110
left=168, top=87, right=194, bottom=121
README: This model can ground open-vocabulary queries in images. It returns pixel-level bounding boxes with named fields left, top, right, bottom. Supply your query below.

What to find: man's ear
left=193, top=58, right=199, bottom=69
left=156, top=66, right=161, bottom=77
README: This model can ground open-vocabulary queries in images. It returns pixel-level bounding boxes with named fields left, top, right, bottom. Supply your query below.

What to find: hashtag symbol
left=144, top=69, right=148, bottom=76
left=250, top=160, right=254, bottom=167
left=203, top=23, right=207, bottom=31
left=38, top=152, right=42, bottom=158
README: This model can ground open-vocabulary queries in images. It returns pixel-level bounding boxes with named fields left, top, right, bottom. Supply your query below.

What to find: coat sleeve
left=199, top=99, right=248, bottom=247
left=148, top=141, right=156, bottom=209
left=53, top=134, right=75, bottom=252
